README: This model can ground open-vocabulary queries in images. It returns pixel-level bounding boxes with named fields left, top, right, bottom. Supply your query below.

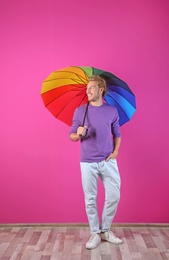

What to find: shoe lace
left=108, top=231, right=116, bottom=238
left=88, top=234, right=97, bottom=243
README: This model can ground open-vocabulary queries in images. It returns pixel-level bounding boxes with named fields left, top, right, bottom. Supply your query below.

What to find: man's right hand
left=77, top=126, right=88, bottom=137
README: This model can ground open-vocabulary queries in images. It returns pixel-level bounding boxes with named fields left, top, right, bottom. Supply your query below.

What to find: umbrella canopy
left=41, top=66, right=136, bottom=126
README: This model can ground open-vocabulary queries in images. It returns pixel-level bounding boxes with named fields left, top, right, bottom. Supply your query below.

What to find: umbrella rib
left=107, top=88, right=136, bottom=107
left=105, top=93, right=136, bottom=119
left=54, top=90, right=87, bottom=118
left=73, top=66, right=89, bottom=83
left=44, top=69, right=88, bottom=84
left=44, top=77, right=85, bottom=84
left=45, top=86, right=87, bottom=106
left=72, top=75, right=87, bottom=84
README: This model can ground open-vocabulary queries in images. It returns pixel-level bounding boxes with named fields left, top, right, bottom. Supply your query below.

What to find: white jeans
left=80, top=159, right=121, bottom=234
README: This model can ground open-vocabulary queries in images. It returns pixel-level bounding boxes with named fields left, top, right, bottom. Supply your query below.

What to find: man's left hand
left=105, top=150, right=118, bottom=161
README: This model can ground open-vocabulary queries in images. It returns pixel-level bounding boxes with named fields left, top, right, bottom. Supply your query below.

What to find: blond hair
left=88, top=75, right=107, bottom=96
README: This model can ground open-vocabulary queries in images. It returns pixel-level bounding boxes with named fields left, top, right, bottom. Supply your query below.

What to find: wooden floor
left=0, top=225, right=169, bottom=260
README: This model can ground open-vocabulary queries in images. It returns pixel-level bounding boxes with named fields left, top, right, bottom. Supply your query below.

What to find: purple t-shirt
left=69, top=103, right=121, bottom=162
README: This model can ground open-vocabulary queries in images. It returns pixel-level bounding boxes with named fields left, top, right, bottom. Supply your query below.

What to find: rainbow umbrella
left=41, top=66, right=136, bottom=126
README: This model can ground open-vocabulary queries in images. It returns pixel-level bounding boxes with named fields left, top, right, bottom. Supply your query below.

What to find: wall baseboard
left=0, top=223, right=169, bottom=227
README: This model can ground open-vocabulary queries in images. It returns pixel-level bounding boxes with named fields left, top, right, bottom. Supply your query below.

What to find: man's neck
left=90, top=100, right=103, bottom=107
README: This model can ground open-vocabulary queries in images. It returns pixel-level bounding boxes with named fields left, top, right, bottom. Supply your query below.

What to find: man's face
left=86, top=80, right=103, bottom=102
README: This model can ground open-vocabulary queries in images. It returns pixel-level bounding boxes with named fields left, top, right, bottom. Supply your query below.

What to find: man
left=69, top=75, right=123, bottom=249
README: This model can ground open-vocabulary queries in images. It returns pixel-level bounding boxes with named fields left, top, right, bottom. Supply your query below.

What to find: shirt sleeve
left=69, top=108, right=81, bottom=134
left=111, top=108, right=121, bottom=138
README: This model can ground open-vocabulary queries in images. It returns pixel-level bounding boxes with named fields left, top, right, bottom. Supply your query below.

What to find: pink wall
left=0, top=0, right=169, bottom=224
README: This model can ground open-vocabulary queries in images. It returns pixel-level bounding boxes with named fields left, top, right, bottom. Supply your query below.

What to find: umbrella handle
left=79, top=128, right=88, bottom=138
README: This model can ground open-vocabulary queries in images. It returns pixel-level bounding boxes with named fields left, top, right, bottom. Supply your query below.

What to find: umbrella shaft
left=82, top=102, right=89, bottom=126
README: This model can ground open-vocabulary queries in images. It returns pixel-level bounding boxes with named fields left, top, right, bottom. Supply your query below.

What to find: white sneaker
left=86, top=233, right=101, bottom=249
left=101, top=231, right=123, bottom=244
